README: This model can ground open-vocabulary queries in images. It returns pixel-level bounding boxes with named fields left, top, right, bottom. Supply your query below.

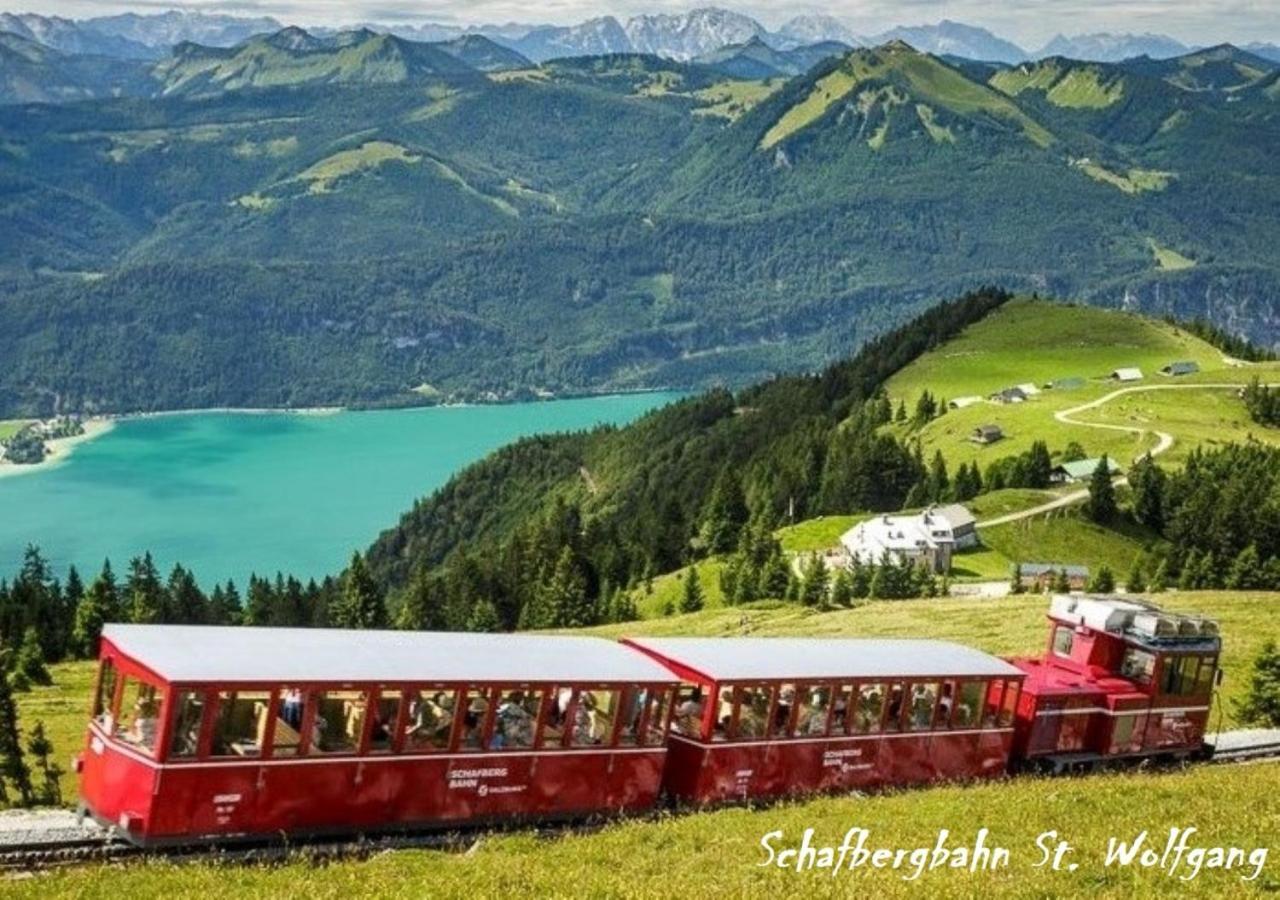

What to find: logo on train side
left=447, top=766, right=527, bottom=795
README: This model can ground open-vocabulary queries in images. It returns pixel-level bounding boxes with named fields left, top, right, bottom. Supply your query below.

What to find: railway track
left=3, top=730, right=1278, bottom=874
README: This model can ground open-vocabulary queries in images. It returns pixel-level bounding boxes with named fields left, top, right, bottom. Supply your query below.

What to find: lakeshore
left=0, top=417, right=116, bottom=480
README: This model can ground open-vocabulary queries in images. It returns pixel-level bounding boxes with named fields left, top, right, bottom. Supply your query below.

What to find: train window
left=884, top=683, right=905, bottom=732
left=616, top=687, right=645, bottom=747
left=642, top=688, right=672, bottom=745
left=671, top=685, right=705, bottom=738
left=404, top=690, right=456, bottom=752
left=831, top=685, right=853, bottom=734
left=796, top=685, right=831, bottom=737
left=935, top=681, right=956, bottom=729
left=571, top=689, right=619, bottom=747
left=1121, top=648, right=1156, bottom=685
left=1111, top=712, right=1148, bottom=754
left=998, top=681, right=1020, bottom=727
left=1162, top=656, right=1201, bottom=697
left=168, top=691, right=205, bottom=759
left=369, top=690, right=402, bottom=753
left=1194, top=657, right=1217, bottom=694
left=1052, top=626, right=1074, bottom=657
left=908, top=683, right=938, bottom=731
left=493, top=689, right=540, bottom=750
left=274, top=687, right=306, bottom=757
left=953, top=681, right=984, bottom=728
left=982, top=681, right=1004, bottom=727
left=712, top=686, right=734, bottom=741
left=853, top=684, right=884, bottom=734
left=769, top=684, right=797, bottom=737
left=309, top=690, right=367, bottom=754
left=115, top=676, right=163, bottom=754
left=459, top=687, right=493, bottom=750
left=211, top=691, right=271, bottom=757
left=93, top=659, right=119, bottom=730
left=735, top=685, right=771, bottom=739
left=542, top=686, right=573, bottom=747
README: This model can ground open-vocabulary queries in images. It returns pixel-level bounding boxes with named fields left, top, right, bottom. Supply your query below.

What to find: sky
left=7, top=0, right=1279, bottom=48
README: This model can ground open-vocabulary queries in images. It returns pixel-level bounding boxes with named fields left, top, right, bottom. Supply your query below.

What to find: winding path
left=976, top=382, right=1272, bottom=528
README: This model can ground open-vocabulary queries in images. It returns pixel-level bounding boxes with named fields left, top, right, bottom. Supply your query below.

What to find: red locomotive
left=76, top=595, right=1220, bottom=846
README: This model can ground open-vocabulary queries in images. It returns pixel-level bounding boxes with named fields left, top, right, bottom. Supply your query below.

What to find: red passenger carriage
left=621, top=637, right=1025, bottom=805
left=78, top=626, right=678, bottom=846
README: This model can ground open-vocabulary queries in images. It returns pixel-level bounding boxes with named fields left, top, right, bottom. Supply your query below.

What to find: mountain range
left=3, top=7, right=1278, bottom=66
left=0, top=29, right=1277, bottom=415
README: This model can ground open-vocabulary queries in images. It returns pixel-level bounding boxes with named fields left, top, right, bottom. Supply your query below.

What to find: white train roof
left=624, top=637, right=1021, bottom=682
left=102, top=625, right=679, bottom=685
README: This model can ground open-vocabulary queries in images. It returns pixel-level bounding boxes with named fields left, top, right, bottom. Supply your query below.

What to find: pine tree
left=1129, top=454, right=1166, bottom=531
left=1235, top=640, right=1280, bottom=727
left=26, top=720, right=61, bottom=806
left=14, top=628, right=50, bottom=689
left=830, top=569, right=854, bottom=608
left=1125, top=558, right=1147, bottom=593
left=544, top=547, right=591, bottom=627
left=333, top=552, right=387, bottom=629
left=0, top=648, right=34, bottom=806
left=1226, top=545, right=1262, bottom=590
left=1087, top=565, right=1116, bottom=593
left=1085, top=455, right=1117, bottom=524
left=1009, top=564, right=1026, bottom=595
left=1178, top=550, right=1201, bottom=590
left=167, top=565, right=208, bottom=624
left=1149, top=559, right=1169, bottom=593
left=72, top=562, right=119, bottom=659
left=127, top=553, right=166, bottom=624
left=1051, top=568, right=1071, bottom=594
left=757, top=554, right=791, bottom=600
left=699, top=471, right=749, bottom=555
left=680, top=568, right=705, bottom=614
left=799, top=555, right=830, bottom=608
left=398, top=564, right=447, bottom=630
left=466, top=600, right=501, bottom=633
left=1026, top=441, right=1053, bottom=488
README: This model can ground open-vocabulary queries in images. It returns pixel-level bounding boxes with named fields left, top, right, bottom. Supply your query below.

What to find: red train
left=76, top=594, right=1220, bottom=847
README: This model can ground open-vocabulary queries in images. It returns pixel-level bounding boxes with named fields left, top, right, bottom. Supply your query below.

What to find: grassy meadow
left=0, top=420, right=31, bottom=442
left=881, top=299, right=1280, bottom=471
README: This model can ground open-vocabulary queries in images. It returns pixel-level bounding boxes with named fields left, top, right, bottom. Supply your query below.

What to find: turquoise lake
left=0, top=394, right=680, bottom=585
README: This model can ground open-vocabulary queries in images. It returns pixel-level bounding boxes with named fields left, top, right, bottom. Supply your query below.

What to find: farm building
left=1047, top=377, right=1086, bottom=390
left=949, top=396, right=983, bottom=410
left=838, top=504, right=976, bottom=573
left=970, top=424, right=1004, bottom=445
left=1110, top=368, right=1143, bottom=382
left=1017, top=563, right=1089, bottom=591
left=990, top=387, right=1028, bottom=404
left=1050, top=457, right=1121, bottom=484
left=1161, top=361, right=1200, bottom=377
left=1014, top=383, right=1040, bottom=396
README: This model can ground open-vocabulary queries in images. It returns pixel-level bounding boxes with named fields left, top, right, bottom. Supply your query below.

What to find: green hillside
left=1, top=40, right=1279, bottom=415
left=883, top=299, right=1280, bottom=471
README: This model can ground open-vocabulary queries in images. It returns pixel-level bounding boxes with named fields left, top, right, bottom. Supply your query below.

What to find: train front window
left=369, top=690, right=402, bottom=753
left=115, top=676, right=163, bottom=754
left=93, top=659, right=118, bottom=730
left=309, top=691, right=367, bottom=754
left=1052, top=626, right=1074, bottom=657
left=909, top=683, right=939, bottom=731
left=796, top=684, right=831, bottom=737
left=571, top=688, right=620, bottom=747
left=1121, top=648, right=1156, bottom=686
left=1194, top=656, right=1218, bottom=694
left=404, top=690, right=455, bottom=752
left=168, top=691, right=205, bottom=758
left=1162, top=656, right=1201, bottom=697
left=493, top=688, right=541, bottom=750
left=211, top=691, right=271, bottom=757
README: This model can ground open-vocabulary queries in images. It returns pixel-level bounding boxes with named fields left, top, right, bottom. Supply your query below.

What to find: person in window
left=573, top=692, right=598, bottom=744
left=935, top=684, right=954, bottom=727
left=674, top=688, right=703, bottom=735
left=494, top=691, right=533, bottom=749
left=773, top=686, right=795, bottom=733
left=831, top=692, right=848, bottom=732
left=128, top=697, right=159, bottom=748
left=886, top=686, right=904, bottom=729
left=463, top=698, right=488, bottom=748
left=797, top=689, right=827, bottom=735
left=280, top=688, right=304, bottom=731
